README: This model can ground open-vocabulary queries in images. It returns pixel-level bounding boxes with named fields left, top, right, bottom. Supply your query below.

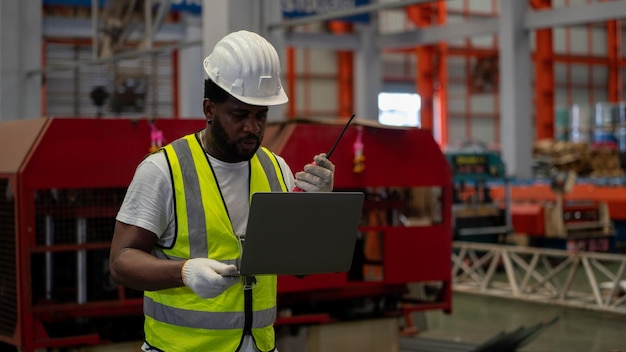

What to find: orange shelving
left=491, top=182, right=626, bottom=221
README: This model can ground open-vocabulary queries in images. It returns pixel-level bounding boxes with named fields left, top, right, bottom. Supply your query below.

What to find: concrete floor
left=27, top=292, right=626, bottom=352
left=403, top=292, right=626, bottom=352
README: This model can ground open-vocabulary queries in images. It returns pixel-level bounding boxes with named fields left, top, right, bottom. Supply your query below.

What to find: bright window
left=378, top=92, right=421, bottom=127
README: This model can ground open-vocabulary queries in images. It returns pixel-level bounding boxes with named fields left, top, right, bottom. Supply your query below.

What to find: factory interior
left=2, top=0, right=626, bottom=351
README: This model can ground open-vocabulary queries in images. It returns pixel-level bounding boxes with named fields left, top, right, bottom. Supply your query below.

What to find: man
left=109, top=30, right=335, bottom=352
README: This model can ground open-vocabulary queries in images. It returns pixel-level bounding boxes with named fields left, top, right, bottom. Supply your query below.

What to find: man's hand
left=181, top=258, right=239, bottom=298
left=294, top=153, right=335, bottom=192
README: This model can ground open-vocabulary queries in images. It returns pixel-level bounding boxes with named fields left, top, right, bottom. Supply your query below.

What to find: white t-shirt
left=116, top=150, right=296, bottom=247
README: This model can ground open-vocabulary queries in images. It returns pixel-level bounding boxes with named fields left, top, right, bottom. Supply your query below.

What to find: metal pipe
left=91, top=0, right=98, bottom=60
left=505, top=177, right=512, bottom=234
left=45, top=216, right=54, bottom=301
left=145, top=0, right=153, bottom=50
left=142, top=0, right=175, bottom=52
left=27, top=39, right=202, bottom=76
left=76, top=218, right=87, bottom=304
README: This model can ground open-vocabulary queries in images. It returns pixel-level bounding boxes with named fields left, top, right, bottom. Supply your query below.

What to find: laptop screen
left=237, top=192, right=365, bottom=276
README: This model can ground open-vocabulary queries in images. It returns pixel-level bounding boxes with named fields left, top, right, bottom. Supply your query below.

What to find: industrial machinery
left=0, top=117, right=203, bottom=352
left=0, top=117, right=453, bottom=351
left=445, top=149, right=512, bottom=243
left=491, top=172, right=615, bottom=253
left=266, top=119, right=453, bottom=329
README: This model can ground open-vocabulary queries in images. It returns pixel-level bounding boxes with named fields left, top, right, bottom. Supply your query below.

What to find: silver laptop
left=230, top=191, right=364, bottom=276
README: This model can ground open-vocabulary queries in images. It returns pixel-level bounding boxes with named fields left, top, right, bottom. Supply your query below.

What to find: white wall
left=0, top=0, right=42, bottom=121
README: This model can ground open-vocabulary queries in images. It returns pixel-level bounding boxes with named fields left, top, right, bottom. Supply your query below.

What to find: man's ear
left=203, top=98, right=215, bottom=120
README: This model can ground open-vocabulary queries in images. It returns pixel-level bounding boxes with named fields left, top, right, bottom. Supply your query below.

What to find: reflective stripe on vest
left=144, top=296, right=277, bottom=330
left=255, top=147, right=284, bottom=193
left=144, top=133, right=285, bottom=352
left=171, top=138, right=208, bottom=258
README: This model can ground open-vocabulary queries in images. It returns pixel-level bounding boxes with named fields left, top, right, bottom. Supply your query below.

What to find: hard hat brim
left=204, top=70, right=289, bottom=107
left=227, top=87, right=289, bottom=107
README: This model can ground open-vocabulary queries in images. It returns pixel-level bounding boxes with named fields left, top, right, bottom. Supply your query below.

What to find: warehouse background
left=2, top=1, right=626, bottom=351
left=2, top=0, right=626, bottom=178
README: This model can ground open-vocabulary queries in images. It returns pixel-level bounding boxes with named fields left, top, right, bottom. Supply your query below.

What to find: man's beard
left=211, top=116, right=261, bottom=161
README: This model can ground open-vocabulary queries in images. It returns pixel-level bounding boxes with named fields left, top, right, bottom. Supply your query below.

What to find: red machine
left=265, top=120, right=453, bottom=325
left=0, top=117, right=204, bottom=352
left=0, top=117, right=452, bottom=351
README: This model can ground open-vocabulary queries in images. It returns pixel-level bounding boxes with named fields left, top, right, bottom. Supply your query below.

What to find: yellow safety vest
left=144, top=133, right=287, bottom=352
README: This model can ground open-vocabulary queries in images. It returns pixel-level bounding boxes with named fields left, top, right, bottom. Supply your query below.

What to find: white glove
left=294, top=153, right=335, bottom=192
left=181, top=258, right=239, bottom=298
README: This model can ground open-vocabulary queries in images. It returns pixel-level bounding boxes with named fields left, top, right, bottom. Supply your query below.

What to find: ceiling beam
left=283, top=32, right=360, bottom=50
left=267, top=0, right=434, bottom=30
left=525, top=0, right=626, bottom=30
left=377, top=18, right=499, bottom=49
left=43, top=16, right=184, bottom=41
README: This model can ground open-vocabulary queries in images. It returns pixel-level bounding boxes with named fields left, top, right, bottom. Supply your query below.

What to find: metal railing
left=452, top=241, right=626, bottom=315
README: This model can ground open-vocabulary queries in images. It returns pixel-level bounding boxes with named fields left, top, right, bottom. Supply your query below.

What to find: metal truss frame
left=452, top=241, right=626, bottom=315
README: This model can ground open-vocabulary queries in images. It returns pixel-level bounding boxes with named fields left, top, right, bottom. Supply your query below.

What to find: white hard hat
left=203, top=30, right=288, bottom=106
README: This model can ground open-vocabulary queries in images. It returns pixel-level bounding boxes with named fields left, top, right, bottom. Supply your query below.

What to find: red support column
left=406, top=4, right=434, bottom=131
left=585, top=0, right=594, bottom=106
left=565, top=0, right=573, bottom=105
left=462, top=0, right=472, bottom=140
left=464, top=39, right=472, bottom=139
left=531, top=0, right=555, bottom=140
left=491, top=0, right=499, bottom=145
left=607, top=19, right=622, bottom=102
left=435, top=0, right=448, bottom=146
left=329, top=21, right=354, bottom=119
left=417, top=46, right=435, bottom=131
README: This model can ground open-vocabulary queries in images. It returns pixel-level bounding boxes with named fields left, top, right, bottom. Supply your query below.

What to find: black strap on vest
left=243, top=279, right=255, bottom=336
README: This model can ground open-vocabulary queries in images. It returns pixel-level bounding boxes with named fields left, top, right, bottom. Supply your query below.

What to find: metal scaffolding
left=452, top=241, right=626, bottom=315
